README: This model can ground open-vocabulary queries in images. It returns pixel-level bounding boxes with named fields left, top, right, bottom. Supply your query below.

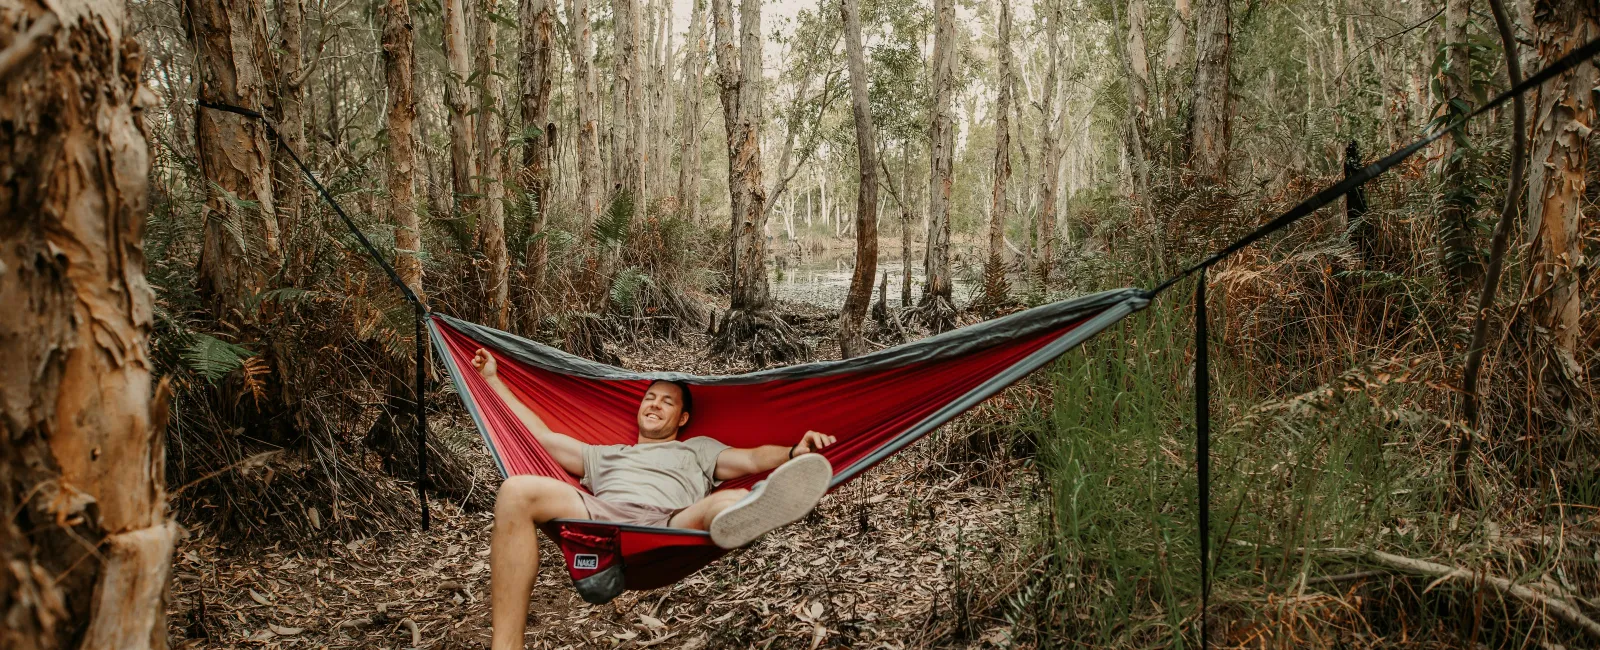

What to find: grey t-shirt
left=580, top=437, right=730, bottom=509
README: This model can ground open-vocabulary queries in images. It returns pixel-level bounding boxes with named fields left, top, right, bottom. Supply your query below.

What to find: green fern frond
left=593, top=190, right=634, bottom=249
left=608, top=266, right=653, bottom=313
left=183, top=333, right=256, bottom=384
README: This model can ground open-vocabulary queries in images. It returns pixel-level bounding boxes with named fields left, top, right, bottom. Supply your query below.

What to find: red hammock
left=430, top=289, right=1147, bottom=603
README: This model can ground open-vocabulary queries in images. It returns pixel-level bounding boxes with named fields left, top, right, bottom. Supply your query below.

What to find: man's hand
left=472, top=348, right=497, bottom=380
left=792, top=430, right=837, bottom=457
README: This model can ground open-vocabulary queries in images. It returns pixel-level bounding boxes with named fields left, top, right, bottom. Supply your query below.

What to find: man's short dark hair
left=648, top=379, right=694, bottom=415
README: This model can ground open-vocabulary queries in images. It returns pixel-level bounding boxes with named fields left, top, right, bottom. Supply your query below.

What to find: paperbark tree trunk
left=569, top=0, right=601, bottom=229
left=187, top=0, right=282, bottom=319
left=443, top=0, right=477, bottom=216
left=1117, top=0, right=1154, bottom=226
left=1034, top=0, right=1061, bottom=292
left=1, top=3, right=177, bottom=648
left=520, top=0, right=555, bottom=324
left=983, top=0, right=1014, bottom=311
left=475, top=0, right=509, bottom=328
left=1523, top=0, right=1597, bottom=411
left=678, top=0, right=708, bottom=222
left=711, top=0, right=796, bottom=362
left=1186, top=0, right=1231, bottom=184
left=920, top=0, right=956, bottom=331
left=273, top=0, right=308, bottom=280
left=838, top=0, right=879, bottom=359
left=655, top=0, right=675, bottom=198
left=1162, top=0, right=1190, bottom=73
left=383, top=0, right=422, bottom=297
left=1159, top=0, right=1190, bottom=125
left=1438, top=0, right=1480, bottom=294
left=900, top=146, right=915, bottom=308
left=614, top=0, right=646, bottom=211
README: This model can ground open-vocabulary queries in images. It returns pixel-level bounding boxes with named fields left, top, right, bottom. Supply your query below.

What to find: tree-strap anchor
left=1140, top=35, right=1600, bottom=649
left=1194, top=268, right=1211, bottom=648
left=195, top=99, right=434, bottom=531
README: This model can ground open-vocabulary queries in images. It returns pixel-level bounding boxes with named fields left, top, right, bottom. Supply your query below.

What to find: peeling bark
left=838, top=0, right=878, bottom=359
left=613, top=0, right=646, bottom=211
left=1, top=2, right=174, bottom=647
left=983, top=0, right=1014, bottom=311
left=678, top=0, right=708, bottom=223
left=520, top=0, right=554, bottom=324
left=711, top=0, right=797, bottom=363
left=568, top=0, right=601, bottom=229
left=1186, top=0, right=1231, bottom=184
left=383, top=0, right=421, bottom=297
left=921, top=0, right=956, bottom=331
left=443, top=0, right=477, bottom=216
left=186, top=0, right=282, bottom=317
left=1034, top=0, right=1061, bottom=291
left=272, top=0, right=307, bottom=280
left=475, top=0, right=509, bottom=329
left=1524, top=0, right=1597, bottom=407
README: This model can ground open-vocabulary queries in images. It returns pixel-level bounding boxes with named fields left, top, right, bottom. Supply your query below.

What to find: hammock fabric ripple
left=430, top=288, right=1148, bottom=602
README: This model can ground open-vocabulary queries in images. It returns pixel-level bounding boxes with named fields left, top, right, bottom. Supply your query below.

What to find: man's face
left=636, top=381, right=690, bottom=441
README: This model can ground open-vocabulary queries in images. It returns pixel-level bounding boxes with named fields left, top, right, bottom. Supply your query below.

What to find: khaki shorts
left=578, top=492, right=683, bottom=528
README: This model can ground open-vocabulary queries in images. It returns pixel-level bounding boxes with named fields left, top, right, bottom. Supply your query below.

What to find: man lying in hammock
left=470, top=348, right=835, bottom=648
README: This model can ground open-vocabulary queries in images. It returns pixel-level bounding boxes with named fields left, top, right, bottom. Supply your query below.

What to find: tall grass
left=1020, top=286, right=1596, bottom=648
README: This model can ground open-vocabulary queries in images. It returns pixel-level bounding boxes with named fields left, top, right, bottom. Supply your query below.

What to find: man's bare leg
left=668, top=489, right=750, bottom=530
left=491, top=475, right=587, bottom=650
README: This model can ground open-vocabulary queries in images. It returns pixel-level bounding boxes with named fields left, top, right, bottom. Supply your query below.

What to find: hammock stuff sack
left=430, top=288, right=1149, bottom=604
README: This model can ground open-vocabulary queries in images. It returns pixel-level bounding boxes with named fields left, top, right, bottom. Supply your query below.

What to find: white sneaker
left=709, top=453, right=832, bottom=549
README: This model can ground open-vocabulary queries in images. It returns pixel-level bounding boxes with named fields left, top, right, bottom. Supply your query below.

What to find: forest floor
left=167, top=299, right=1041, bottom=650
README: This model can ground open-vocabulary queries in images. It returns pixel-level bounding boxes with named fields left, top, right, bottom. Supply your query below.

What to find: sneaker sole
left=710, top=454, right=832, bottom=549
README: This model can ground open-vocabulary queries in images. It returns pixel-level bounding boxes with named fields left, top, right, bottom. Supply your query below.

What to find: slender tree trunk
left=1118, top=0, right=1155, bottom=228
left=1523, top=0, right=1597, bottom=412
left=614, top=0, right=646, bottom=210
left=187, top=0, right=282, bottom=318
left=1125, top=0, right=1151, bottom=140
left=712, top=0, right=794, bottom=361
left=1186, top=0, right=1231, bottom=184
left=900, top=145, right=915, bottom=308
left=443, top=0, right=477, bottom=215
left=273, top=0, right=308, bottom=280
left=838, top=0, right=879, bottom=358
left=475, top=0, right=509, bottom=328
left=521, top=0, right=555, bottom=325
left=1, top=3, right=176, bottom=647
left=921, top=0, right=956, bottom=331
left=678, top=0, right=708, bottom=221
left=1035, top=0, right=1061, bottom=291
left=984, top=0, right=1014, bottom=310
left=657, top=0, right=676, bottom=198
left=1162, top=0, right=1190, bottom=73
left=1438, top=0, right=1480, bottom=294
left=384, top=0, right=422, bottom=297
left=569, top=0, right=601, bottom=229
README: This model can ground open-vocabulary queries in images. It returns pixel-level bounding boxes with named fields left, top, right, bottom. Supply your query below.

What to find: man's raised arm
left=714, top=431, right=837, bottom=481
left=471, top=348, right=587, bottom=477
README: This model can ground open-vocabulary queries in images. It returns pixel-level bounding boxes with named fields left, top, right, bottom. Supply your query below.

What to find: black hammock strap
left=192, top=32, right=1600, bottom=639
left=194, top=99, right=434, bottom=531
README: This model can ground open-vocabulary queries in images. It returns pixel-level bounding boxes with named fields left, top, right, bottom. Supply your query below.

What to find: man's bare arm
left=472, top=348, right=587, bottom=477
left=714, top=431, right=837, bottom=481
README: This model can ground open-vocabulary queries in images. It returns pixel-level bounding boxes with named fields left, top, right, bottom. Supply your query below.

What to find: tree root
left=1318, top=547, right=1600, bottom=641
left=911, top=294, right=957, bottom=333
left=711, top=307, right=807, bottom=366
